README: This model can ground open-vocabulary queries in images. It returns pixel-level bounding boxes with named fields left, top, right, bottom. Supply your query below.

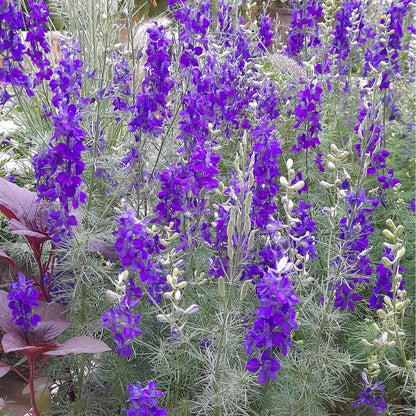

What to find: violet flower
left=32, top=42, right=86, bottom=243
left=353, top=374, right=387, bottom=415
left=7, top=273, right=41, bottom=332
left=377, top=168, right=401, bottom=189
left=124, top=381, right=167, bottom=416
left=285, top=0, right=322, bottom=58
left=25, top=0, right=52, bottom=84
left=0, top=0, right=32, bottom=101
left=291, top=82, right=323, bottom=153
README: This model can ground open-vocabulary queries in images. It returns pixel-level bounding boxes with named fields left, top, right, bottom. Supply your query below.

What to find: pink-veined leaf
left=44, top=336, right=111, bottom=356
left=0, top=177, right=49, bottom=234
left=32, top=319, right=72, bottom=342
left=0, top=361, right=11, bottom=378
left=0, top=248, right=17, bottom=272
left=1, top=332, right=27, bottom=353
left=0, top=178, right=50, bottom=259
left=8, top=218, right=50, bottom=240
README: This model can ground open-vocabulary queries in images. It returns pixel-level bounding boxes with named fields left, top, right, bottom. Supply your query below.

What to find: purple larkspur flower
left=7, top=272, right=41, bottom=331
left=377, top=168, right=401, bottom=189
left=353, top=374, right=387, bottom=415
left=291, top=82, right=323, bottom=153
left=246, top=349, right=281, bottom=385
left=123, top=381, right=167, bottom=416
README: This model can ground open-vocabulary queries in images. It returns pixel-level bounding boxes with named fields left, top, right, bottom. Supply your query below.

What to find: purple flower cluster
left=290, top=199, right=317, bottom=261
left=129, top=22, right=173, bottom=138
left=332, top=189, right=374, bottom=311
left=123, top=381, right=167, bottom=416
left=353, top=374, right=387, bottom=415
left=354, top=102, right=391, bottom=177
left=330, top=1, right=365, bottom=75
left=257, top=14, right=274, bottom=51
left=291, top=82, right=323, bottom=153
left=25, top=0, right=52, bottom=84
left=245, top=258, right=299, bottom=384
left=285, top=0, right=322, bottom=58
left=114, top=208, right=167, bottom=301
left=377, top=168, right=401, bottom=190
left=32, top=42, right=86, bottom=243
left=7, top=272, right=41, bottom=331
left=363, top=1, right=411, bottom=90
left=102, top=280, right=143, bottom=359
left=109, top=52, right=132, bottom=115
left=0, top=0, right=32, bottom=102
left=369, top=246, right=405, bottom=310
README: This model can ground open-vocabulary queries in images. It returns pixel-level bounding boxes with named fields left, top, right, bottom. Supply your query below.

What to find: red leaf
left=0, top=178, right=50, bottom=255
left=0, top=361, right=11, bottom=378
left=0, top=177, right=49, bottom=233
left=1, top=332, right=27, bottom=353
left=8, top=218, right=50, bottom=241
left=44, top=336, right=111, bottom=356
left=0, top=249, right=17, bottom=272
left=33, top=319, right=71, bottom=342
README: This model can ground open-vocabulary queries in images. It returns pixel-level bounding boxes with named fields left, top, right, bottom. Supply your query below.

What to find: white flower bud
left=382, top=229, right=395, bottom=240
left=183, top=304, right=200, bottom=315
left=381, top=256, right=392, bottom=267
left=156, top=314, right=170, bottom=323
left=286, top=158, right=294, bottom=170
left=386, top=218, right=395, bottom=229
left=396, top=247, right=406, bottom=259
left=218, top=277, right=226, bottom=299
left=330, top=143, right=340, bottom=153
left=176, top=281, right=187, bottom=290
left=327, top=161, right=336, bottom=171
left=320, top=180, right=335, bottom=189
left=105, top=290, right=121, bottom=301
left=280, top=176, right=289, bottom=186
left=362, top=339, right=373, bottom=347
left=174, top=289, right=181, bottom=302
left=289, top=180, right=305, bottom=191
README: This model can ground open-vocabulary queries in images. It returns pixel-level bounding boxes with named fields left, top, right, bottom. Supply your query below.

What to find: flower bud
left=386, top=218, right=395, bottom=229
left=382, top=229, right=395, bottom=240
left=240, top=280, right=250, bottom=302
left=218, top=277, right=226, bottom=299
left=156, top=314, right=170, bottom=323
left=362, top=339, right=373, bottom=347
left=280, top=176, right=289, bottom=186
left=396, top=247, right=406, bottom=259
left=327, top=154, right=338, bottom=163
left=383, top=296, right=393, bottom=309
left=381, top=256, right=392, bottom=267
left=184, top=304, right=200, bottom=315
left=327, top=161, right=336, bottom=171
left=176, top=281, right=187, bottom=290
left=377, top=309, right=387, bottom=319
left=286, top=158, right=294, bottom=170
left=174, top=289, right=181, bottom=302
left=330, top=143, right=340, bottom=153
left=289, top=180, right=305, bottom=191
left=320, top=180, right=335, bottom=189
left=372, top=323, right=381, bottom=332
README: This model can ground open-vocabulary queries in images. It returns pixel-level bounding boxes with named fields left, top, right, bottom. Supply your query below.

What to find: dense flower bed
left=0, top=0, right=415, bottom=415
